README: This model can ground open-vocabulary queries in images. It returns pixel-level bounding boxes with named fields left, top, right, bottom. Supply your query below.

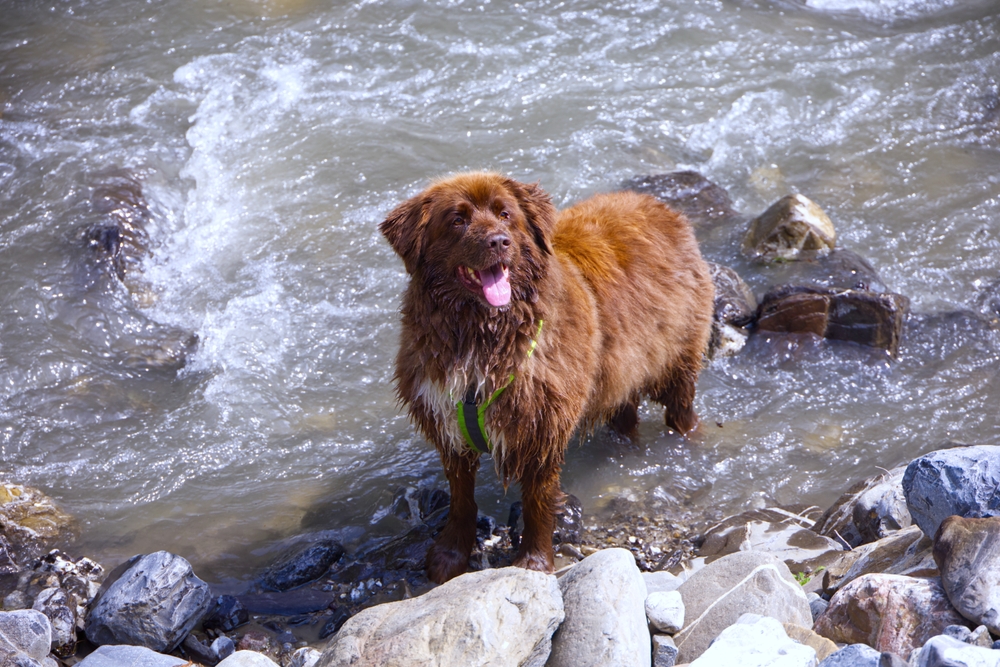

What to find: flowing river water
left=2, top=0, right=999, bottom=587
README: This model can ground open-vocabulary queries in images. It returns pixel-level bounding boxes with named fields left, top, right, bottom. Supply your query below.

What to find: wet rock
left=0, top=484, right=77, bottom=562
left=0, top=609, right=52, bottom=665
left=743, top=193, right=836, bottom=261
left=76, top=644, right=190, bottom=667
left=318, top=567, right=563, bottom=667
left=903, top=444, right=1000, bottom=539
left=812, top=466, right=911, bottom=548
left=216, top=651, right=281, bottom=667
left=821, top=524, right=936, bottom=595
left=203, top=595, right=250, bottom=633
left=120, top=328, right=199, bottom=372
left=553, top=494, right=583, bottom=545
left=319, top=606, right=351, bottom=640
left=549, top=548, right=649, bottom=667
left=784, top=622, right=838, bottom=662
left=690, top=614, right=816, bottom=667
left=646, top=590, right=684, bottom=634
left=260, top=540, right=345, bottom=592
left=388, top=487, right=449, bottom=527
left=696, top=505, right=844, bottom=576
left=814, top=573, right=969, bottom=660
left=181, top=633, right=218, bottom=666
left=816, top=643, right=881, bottom=667
left=85, top=170, right=151, bottom=285
left=708, top=263, right=756, bottom=357
left=756, top=286, right=908, bottom=356
left=759, top=248, right=888, bottom=293
left=212, top=635, right=236, bottom=661
left=933, top=515, right=1000, bottom=634
left=673, top=551, right=812, bottom=663
left=911, top=634, right=1000, bottom=667
left=85, top=551, right=213, bottom=652
left=623, top=171, right=741, bottom=227
left=32, top=587, right=75, bottom=657
left=652, top=634, right=678, bottom=667
left=35, top=550, right=105, bottom=622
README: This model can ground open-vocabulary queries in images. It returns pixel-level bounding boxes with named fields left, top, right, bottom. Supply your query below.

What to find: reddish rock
left=933, top=515, right=1000, bottom=634
left=814, top=573, right=969, bottom=659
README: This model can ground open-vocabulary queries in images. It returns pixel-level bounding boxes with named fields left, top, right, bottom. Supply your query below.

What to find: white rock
left=646, top=591, right=685, bottom=634
left=216, top=651, right=282, bottom=667
left=911, top=635, right=1000, bottom=667
left=691, top=614, right=817, bottom=667
left=76, top=644, right=189, bottom=667
left=548, top=548, right=650, bottom=667
left=288, top=647, right=322, bottom=667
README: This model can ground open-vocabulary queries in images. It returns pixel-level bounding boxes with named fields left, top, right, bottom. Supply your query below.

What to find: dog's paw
left=426, top=542, right=471, bottom=584
left=512, top=550, right=554, bottom=574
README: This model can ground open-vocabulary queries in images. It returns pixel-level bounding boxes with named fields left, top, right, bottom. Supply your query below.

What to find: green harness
left=456, top=319, right=544, bottom=454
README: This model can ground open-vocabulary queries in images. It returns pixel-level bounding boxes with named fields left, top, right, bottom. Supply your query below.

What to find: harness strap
left=456, top=319, right=543, bottom=454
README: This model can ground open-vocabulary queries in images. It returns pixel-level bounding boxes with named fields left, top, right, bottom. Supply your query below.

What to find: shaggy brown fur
left=380, top=172, right=714, bottom=583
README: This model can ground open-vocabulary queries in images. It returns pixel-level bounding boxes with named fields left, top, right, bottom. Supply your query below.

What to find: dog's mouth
left=457, top=263, right=511, bottom=307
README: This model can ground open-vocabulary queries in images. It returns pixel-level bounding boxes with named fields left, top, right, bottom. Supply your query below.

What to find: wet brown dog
left=380, top=172, right=714, bottom=583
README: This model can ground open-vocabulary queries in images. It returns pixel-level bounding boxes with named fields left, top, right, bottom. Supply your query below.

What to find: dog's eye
left=499, top=210, right=510, bottom=220
left=453, top=216, right=465, bottom=226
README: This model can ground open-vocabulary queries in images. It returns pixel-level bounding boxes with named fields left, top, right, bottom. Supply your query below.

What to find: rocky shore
left=5, top=170, right=1000, bottom=666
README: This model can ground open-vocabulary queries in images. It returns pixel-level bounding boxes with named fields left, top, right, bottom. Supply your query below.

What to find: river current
left=1, top=0, right=999, bottom=585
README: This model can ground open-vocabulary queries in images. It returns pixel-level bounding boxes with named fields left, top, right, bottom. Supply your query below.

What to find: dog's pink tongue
left=478, top=264, right=511, bottom=307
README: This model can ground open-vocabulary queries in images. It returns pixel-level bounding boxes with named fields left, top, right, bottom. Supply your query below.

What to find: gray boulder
left=84, top=551, right=213, bottom=652
left=0, top=609, right=52, bottom=666
left=318, top=567, right=563, bottom=667
left=911, top=635, right=1000, bottom=667
left=689, top=614, right=816, bottom=667
left=548, top=548, right=649, bottom=667
left=76, top=645, right=190, bottom=667
left=673, top=551, right=812, bottom=663
left=816, top=644, right=880, bottom=667
left=933, top=515, right=1000, bottom=633
left=903, top=445, right=1000, bottom=539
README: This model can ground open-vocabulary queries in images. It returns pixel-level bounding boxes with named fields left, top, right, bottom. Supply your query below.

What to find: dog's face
left=380, top=173, right=556, bottom=308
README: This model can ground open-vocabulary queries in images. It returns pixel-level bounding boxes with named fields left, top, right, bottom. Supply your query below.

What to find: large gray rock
left=812, top=466, right=911, bottom=548
left=548, top=548, right=649, bottom=667
left=0, top=609, right=52, bottom=666
left=814, top=573, right=968, bottom=660
left=76, top=645, right=190, bottom=667
left=911, top=635, right=1000, bottom=667
left=903, top=445, right=1000, bottom=539
left=318, top=567, right=563, bottom=667
left=85, top=551, right=213, bottom=652
left=673, top=551, right=812, bottom=663
left=689, top=614, right=816, bottom=667
left=742, top=193, right=836, bottom=261
left=816, top=644, right=880, bottom=667
left=933, top=515, right=1000, bottom=634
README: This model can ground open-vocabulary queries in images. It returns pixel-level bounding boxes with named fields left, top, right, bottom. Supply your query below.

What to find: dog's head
left=380, top=172, right=556, bottom=308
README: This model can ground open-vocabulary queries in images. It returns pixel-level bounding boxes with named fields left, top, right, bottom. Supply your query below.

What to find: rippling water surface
left=2, top=0, right=999, bottom=584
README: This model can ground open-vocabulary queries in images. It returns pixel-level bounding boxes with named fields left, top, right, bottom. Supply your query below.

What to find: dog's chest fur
left=414, top=362, right=509, bottom=457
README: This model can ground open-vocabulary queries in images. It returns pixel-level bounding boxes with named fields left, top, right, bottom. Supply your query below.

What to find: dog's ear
left=508, top=179, right=556, bottom=255
left=380, top=194, right=428, bottom=274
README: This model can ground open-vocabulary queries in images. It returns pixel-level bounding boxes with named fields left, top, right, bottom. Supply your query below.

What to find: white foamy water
left=1, top=0, right=999, bottom=583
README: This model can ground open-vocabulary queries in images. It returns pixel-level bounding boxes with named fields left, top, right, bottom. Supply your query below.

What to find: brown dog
left=380, top=172, right=714, bottom=583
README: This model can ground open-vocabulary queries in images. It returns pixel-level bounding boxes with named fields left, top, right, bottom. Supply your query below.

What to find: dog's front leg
left=511, top=462, right=562, bottom=573
left=426, top=451, right=480, bottom=584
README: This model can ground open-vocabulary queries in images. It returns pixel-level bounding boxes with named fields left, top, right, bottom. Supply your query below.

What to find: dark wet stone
left=554, top=495, right=583, bottom=545
left=85, top=170, right=151, bottom=283
left=623, top=171, right=741, bottom=227
left=903, top=444, right=1000, bottom=539
left=201, top=594, right=249, bottom=633
left=390, top=487, right=450, bottom=526
left=181, top=634, right=218, bottom=666
left=812, top=467, right=912, bottom=548
left=743, top=194, right=836, bottom=261
left=260, top=539, right=345, bottom=592
left=238, top=589, right=336, bottom=616
left=760, top=248, right=888, bottom=293
left=319, top=606, right=351, bottom=640
left=756, top=286, right=909, bottom=356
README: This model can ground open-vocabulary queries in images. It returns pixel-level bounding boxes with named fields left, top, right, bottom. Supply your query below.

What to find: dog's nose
left=488, top=233, right=511, bottom=250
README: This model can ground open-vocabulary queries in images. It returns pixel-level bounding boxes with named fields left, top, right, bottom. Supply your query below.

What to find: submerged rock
left=814, top=573, right=968, bottom=660
left=0, top=485, right=77, bottom=562
left=743, top=193, right=836, bottom=261
left=260, top=540, right=345, bottom=592
left=933, top=515, right=1000, bottom=634
left=673, top=551, right=812, bottom=663
left=85, top=170, right=152, bottom=286
left=903, top=444, right=1000, bottom=539
left=756, top=285, right=909, bottom=356
left=811, top=466, right=912, bottom=548
left=85, top=551, right=213, bottom=652
left=549, top=549, right=649, bottom=667
left=623, top=171, right=741, bottom=227
left=758, top=247, right=888, bottom=293
left=317, top=567, right=563, bottom=667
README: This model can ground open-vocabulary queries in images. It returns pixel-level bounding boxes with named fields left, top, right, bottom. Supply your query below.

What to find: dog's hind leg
left=651, top=361, right=700, bottom=435
left=426, top=451, right=480, bottom=584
